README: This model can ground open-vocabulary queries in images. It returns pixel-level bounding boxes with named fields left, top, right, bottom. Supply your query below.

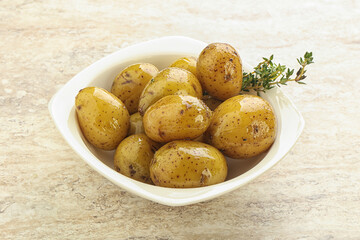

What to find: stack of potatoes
left=75, top=43, right=276, bottom=188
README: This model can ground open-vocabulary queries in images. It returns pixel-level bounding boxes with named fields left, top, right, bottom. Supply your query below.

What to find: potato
left=114, top=134, right=160, bottom=183
left=143, top=95, right=212, bottom=143
left=111, top=63, right=158, bottom=114
left=138, top=67, right=202, bottom=116
left=169, top=57, right=197, bottom=76
left=150, top=141, right=227, bottom=188
left=197, top=43, right=242, bottom=100
left=206, top=94, right=276, bottom=158
left=75, top=87, right=130, bottom=150
left=202, top=95, right=223, bottom=111
left=128, top=112, right=144, bottom=135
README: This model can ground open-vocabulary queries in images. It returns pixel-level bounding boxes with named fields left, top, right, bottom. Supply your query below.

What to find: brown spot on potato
left=121, top=79, right=134, bottom=85
left=205, top=111, right=211, bottom=119
left=159, top=129, right=166, bottom=138
left=253, top=125, right=259, bottom=134
left=129, top=165, right=136, bottom=176
left=224, top=74, right=231, bottom=82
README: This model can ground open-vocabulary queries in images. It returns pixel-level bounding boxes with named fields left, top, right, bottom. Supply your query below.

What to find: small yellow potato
left=128, top=112, right=144, bottom=135
left=150, top=141, right=227, bottom=188
left=114, top=134, right=160, bottom=183
left=75, top=87, right=129, bottom=150
left=197, top=43, right=243, bottom=100
left=143, top=95, right=212, bottom=143
left=111, top=63, right=158, bottom=114
left=169, top=56, right=197, bottom=76
left=206, top=94, right=276, bottom=158
left=138, top=67, right=202, bottom=116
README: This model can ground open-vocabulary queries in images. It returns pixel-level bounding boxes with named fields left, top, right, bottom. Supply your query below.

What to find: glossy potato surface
left=111, top=63, right=158, bottom=114
left=197, top=43, right=242, bottom=100
left=138, top=67, right=202, bottom=115
left=143, top=95, right=212, bottom=143
left=75, top=87, right=130, bottom=150
left=114, top=134, right=159, bottom=183
left=206, top=94, right=276, bottom=158
left=169, top=57, right=197, bottom=76
left=150, top=141, right=227, bottom=188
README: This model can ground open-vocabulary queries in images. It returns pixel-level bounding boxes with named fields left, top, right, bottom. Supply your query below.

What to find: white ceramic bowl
left=49, top=36, right=304, bottom=206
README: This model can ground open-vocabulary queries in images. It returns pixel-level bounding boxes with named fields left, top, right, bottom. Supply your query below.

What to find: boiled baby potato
left=138, top=67, right=202, bottom=115
left=206, top=94, right=276, bottom=159
left=169, top=57, right=197, bottom=76
left=202, top=95, right=223, bottom=111
left=143, top=95, right=212, bottom=143
left=111, top=63, right=158, bottom=114
left=128, top=112, right=144, bottom=135
left=114, top=134, right=160, bottom=183
left=75, top=87, right=130, bottom=150
left=150, top=141, right=227, bottom=188
left=197, top=43, right=242, bottom=100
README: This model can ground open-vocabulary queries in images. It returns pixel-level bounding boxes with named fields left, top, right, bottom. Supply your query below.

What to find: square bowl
left=49, top=36, right=305, bottom=206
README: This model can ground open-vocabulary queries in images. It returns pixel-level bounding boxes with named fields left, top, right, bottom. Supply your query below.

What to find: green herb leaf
left=241, top=52, right=314, bottom=94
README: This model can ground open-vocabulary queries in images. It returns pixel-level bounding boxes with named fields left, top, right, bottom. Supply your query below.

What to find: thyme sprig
left=241, top=52, right=314, bottom=94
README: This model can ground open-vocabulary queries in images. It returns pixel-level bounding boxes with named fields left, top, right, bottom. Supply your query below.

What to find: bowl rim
left=48, top=36, right=305, bottom=206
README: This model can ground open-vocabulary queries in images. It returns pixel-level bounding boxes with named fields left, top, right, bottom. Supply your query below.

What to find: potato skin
left=169, top=57, right=197, bottom=76
left=143, top=95, right=212, bottom=143
left=138, top=67, right=202, bottom=116
left=197, top=43, right=242, bottom=100
left=150, top=141, right=227, bottom=188
left=128, top=112, right=144, bottom=135
left=206, top=94, right=276, bottom=159
left=111, top=63, right=158, bottom=114
left=75, top=87, right=130, bottom=150
left=114, top=134, right=160, bottom=183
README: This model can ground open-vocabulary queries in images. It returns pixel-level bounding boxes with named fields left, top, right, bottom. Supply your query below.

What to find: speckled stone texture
left=1, top=0, right=359, bottom=239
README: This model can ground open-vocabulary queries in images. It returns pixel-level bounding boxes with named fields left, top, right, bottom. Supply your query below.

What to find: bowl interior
left=68, top=52, right=264, bottom=180
left=50, top=36, right=304, bottom=206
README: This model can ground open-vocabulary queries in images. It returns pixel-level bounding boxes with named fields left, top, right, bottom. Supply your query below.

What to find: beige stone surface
left=1, top=0, right=360, bottom=239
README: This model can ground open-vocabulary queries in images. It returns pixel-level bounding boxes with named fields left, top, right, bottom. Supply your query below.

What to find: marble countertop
left=1, top=0, right=359, bottom=239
